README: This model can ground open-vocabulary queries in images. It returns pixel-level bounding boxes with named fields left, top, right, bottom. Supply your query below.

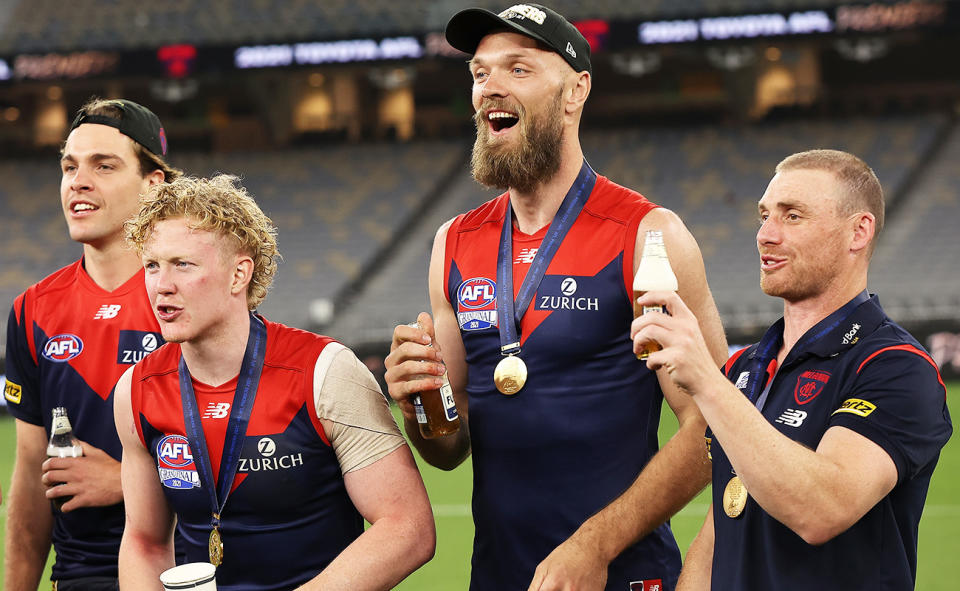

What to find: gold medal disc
left=209, top=527, right=224, bottom=566
left=494, top=355, right=527, bottom=395
left=723, top=476, right=748, bottom=518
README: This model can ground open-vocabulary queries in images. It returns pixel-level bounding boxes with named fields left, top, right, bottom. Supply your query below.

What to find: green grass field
left=1, top=384, right=957, bottom=589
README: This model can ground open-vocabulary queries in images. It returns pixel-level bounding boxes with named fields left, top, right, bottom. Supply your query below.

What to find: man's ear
left=231, top=256, right=255, bottom=296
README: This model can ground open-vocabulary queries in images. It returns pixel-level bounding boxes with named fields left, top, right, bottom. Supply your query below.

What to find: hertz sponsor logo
left=4, top=379, right=22, bottom=404
left=833, top=398, right=877, bottom=418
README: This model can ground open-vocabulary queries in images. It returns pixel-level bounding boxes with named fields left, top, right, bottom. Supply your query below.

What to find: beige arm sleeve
left=313, top=343, right=405, bottom=474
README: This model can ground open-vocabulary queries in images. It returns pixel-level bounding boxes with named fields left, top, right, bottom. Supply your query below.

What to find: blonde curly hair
left=125, top=174, right=279, bottom=309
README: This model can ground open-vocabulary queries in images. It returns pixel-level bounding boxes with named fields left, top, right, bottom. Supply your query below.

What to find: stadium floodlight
left=610, top=52, right=662, bottom=77
left=834, top=38, right=889, bottom=62
left=706, top=46, right=757, bottom=71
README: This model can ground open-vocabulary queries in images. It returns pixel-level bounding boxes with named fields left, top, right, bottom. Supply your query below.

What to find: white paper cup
left=160, top=562, right=218, bottom=590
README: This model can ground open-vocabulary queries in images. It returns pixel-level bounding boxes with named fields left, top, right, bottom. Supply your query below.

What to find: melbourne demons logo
left=42, top=334, right=83, bottom=362
left=457, top=278, right=496, bottom=309
left=156, top=434, right=201, bottom=489
left=795, top=370, right=830, bottom=405
left=457, top=277, right=498, bottom=331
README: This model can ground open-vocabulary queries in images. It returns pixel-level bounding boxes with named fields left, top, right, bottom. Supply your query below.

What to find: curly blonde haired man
left=114, top=175, right=435, bottom=590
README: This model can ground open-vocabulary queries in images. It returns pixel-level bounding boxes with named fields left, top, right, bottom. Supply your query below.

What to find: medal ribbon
left=743, top=290, right=869, bottom=410
left=496, top=161, right=597, bottom=355
left=178, top=313, right=267, bottom=531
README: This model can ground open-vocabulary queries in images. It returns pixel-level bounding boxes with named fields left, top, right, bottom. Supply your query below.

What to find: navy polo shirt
left=709, top=293, right=952, bottom=590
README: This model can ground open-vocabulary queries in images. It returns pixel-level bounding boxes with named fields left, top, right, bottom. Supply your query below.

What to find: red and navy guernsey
left=4, top=259, right=163, bottom=581
left=710, top=293, right=952, bottom=590
left=445, top=175, right=681, bottom=591
left=131, top=319, right=363, bottom=591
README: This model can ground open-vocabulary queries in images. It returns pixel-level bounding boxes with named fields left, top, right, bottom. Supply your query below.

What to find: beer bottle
left=409, top=322, right=460, bottom=438
left=633, top=230, right=678, bottom=359
left=47, top=406, right=83, bottom=511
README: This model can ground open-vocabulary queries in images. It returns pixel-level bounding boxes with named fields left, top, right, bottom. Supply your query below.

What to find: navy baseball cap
left=69, top=99, right=168, bottom=156
left=446, top=4, right=592, bottom=75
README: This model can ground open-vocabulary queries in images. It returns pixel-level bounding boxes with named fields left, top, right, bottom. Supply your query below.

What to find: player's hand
left=384, top=311, right=447, bottom=422
left=631, top=290, right=719, bottom=396
left=528, top=534, right=608, bottom=591
left=41, top=439, right=123, bottom=511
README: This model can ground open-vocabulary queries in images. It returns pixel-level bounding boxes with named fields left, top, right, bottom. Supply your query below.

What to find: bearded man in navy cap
left=385, top=5, right=728, bottom=590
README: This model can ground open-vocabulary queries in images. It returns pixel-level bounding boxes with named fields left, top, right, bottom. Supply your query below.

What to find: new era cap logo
left=566, top=42, right=577, bottom=58
left=499, top=4, right=546, bottom=25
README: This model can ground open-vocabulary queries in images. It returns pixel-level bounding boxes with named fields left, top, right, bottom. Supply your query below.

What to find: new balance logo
left=515, top=248, right=538, bottom=264
left=94, top=304, right=121, bottom=319
left=202, top=402, right=231, bottom=419
left=775, top=408, right=807, bottom=427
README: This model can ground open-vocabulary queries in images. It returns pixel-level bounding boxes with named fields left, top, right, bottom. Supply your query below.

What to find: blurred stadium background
left=0, top=0, right=958, bottom=588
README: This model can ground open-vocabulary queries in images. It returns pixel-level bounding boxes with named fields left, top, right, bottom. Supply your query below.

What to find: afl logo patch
left=42, top=334, right=83, bottom=362
left=156, top=434, right=201, bottom=490
left=795, top=370, right=830, bottom=405
left=157, top=434, right=194, bottom=467
left=457, top=277, right=497, bottom=310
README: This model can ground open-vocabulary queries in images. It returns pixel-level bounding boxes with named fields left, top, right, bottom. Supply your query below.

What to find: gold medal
left=494, top=355, right=527, bottom=395
left=723, top=476, right=748, bottom=518
left=208, top=526, right=223, bottom=566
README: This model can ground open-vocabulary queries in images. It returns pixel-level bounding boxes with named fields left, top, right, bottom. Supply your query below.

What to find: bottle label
left=51, top=416, right=72, bottom=435
left=47, top=444, right=83, bottom=458
left=642, top=304, right=668, bottom=315
left=440, top=382, right=458, bottom=421
left=413, top=395, right=427, bottom=424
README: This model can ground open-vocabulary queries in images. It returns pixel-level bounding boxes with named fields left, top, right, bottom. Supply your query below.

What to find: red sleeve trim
left=19, top=287, right=38, bottom=365
left=443, top=214, right=464, bottom=304
left=724, top=347, right=750, bottom=375
left=130, top=365, right=147, bottom=447
left=856, top=344, right=946, bottom=393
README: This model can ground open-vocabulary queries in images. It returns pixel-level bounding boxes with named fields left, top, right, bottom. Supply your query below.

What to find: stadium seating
left=581, top=112, right=950, bottom=331
left=327, top=112, right=954, bottom=343
left=2, top=113, right=955, bottom=353
left=870, top=119, right=960, bottom=323
left=0, top=0, right=898, bottom=53
left=0, top=140, right=465, bottom=352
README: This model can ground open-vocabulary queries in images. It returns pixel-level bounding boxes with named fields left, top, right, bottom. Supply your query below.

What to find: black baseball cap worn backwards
left=69, top=99, right=168, bottom=156
left=446, top=3, right=592, bottom=76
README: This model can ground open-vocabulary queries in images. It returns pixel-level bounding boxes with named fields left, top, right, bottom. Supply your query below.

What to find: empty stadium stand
left=0, top=140, right=465, bottom=352
left=0, top=0, right=905, bottom=53
left=2, top=112, right=955, bottom=354
left=327, top=111, right=955, bottom=343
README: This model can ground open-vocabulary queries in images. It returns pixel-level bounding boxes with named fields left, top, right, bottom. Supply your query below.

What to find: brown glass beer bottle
left=409, top=322, right=460, bottom=438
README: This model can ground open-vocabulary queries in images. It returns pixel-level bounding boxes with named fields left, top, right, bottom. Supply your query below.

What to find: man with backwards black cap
left=4, top=98, right=180, bottom=591
left=385, top=4, right=727, bottom=590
